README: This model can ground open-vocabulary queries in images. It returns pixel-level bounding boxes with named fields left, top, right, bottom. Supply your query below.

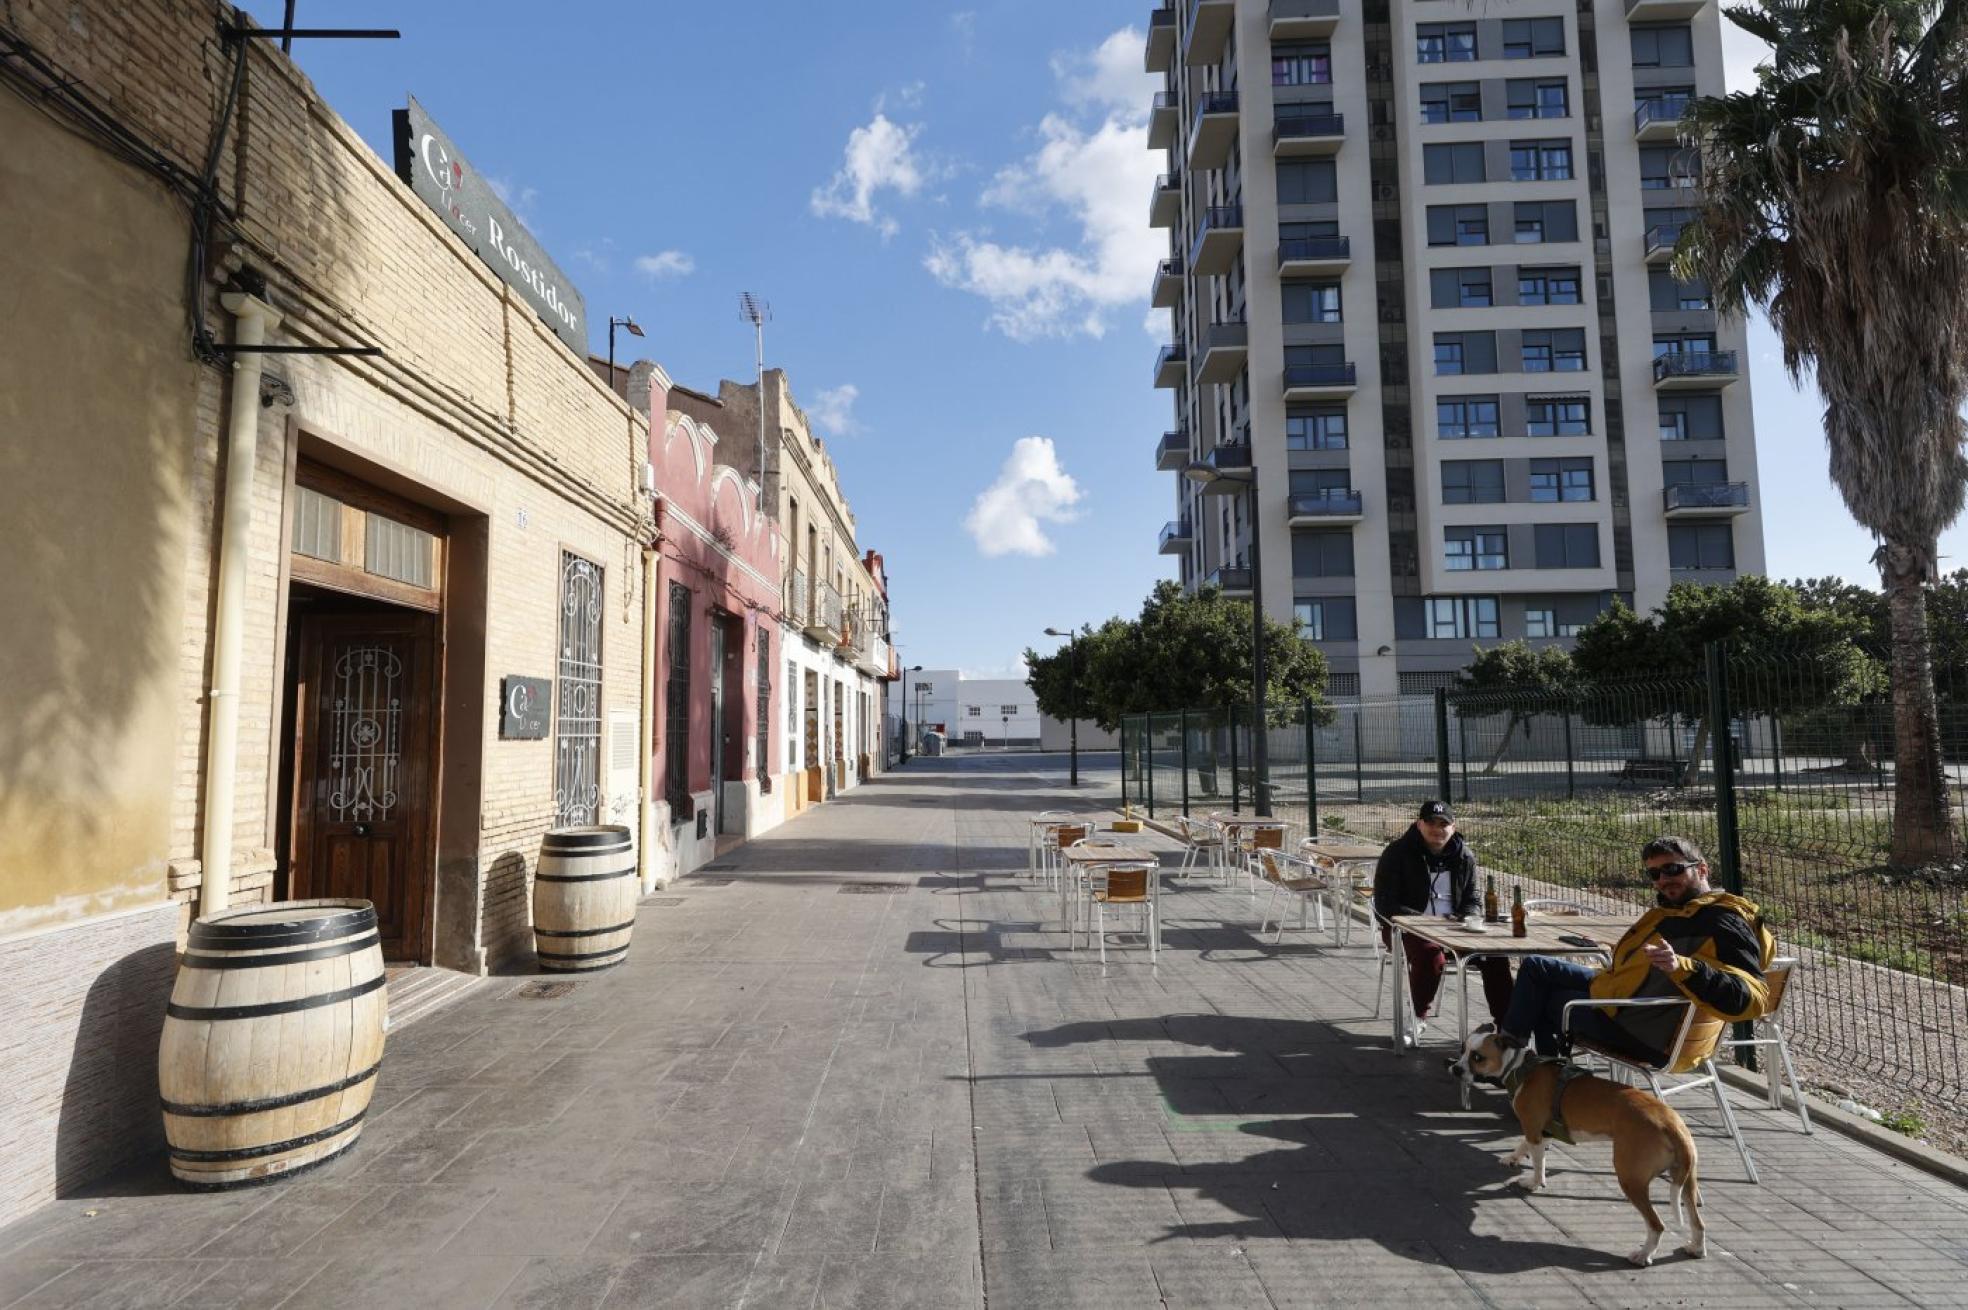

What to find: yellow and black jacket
left=1588, top=890, right=1775, bottom=1065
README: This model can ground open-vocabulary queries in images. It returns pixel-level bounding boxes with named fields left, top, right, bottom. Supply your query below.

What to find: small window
left=1509, top=139, right=1573, bottom=181
left=1429, top=266, right=1493, bottom=308
left=1670, top=523, right=1735, bottom=569
left=1282, top=281, right=1344, bottom=324
left=1421, top=81, right=1483, bottom=124
left=1438, top=395, right=1501, bottom=439
left=1292, top=531, right=1356, bottom=578
left=1287, top=407, right=1349, bottom=450
left=1434, top=331, right=1497, bottom=375
left=1424, top=141, right=1487, bottom=184
left=1427, top=204, right=1490, bottom=245
left=1522, top=328, right=1588, bottom=372
left=1513, top=199, right=1578, bottom=244
left=1506, top=78, right=1569, bottom=120
left=364, top=514, right=436, bottom=588
left=1001, top=704, right=1019, bottom=715
left=1529, top=457, right=1595, bottom=502
left=1533, top=522, right=1601, bottom=568
left=1274, top=41, right=1333, bottom=85
left=1427, top=595, right=1501, bottom=639
left=1525, top=397, right=1591, bottom=436
left=1276, top=159, right=1339, bottom=205
left=966, top=706, right=982, bottom=717
left=1294, top=597, right=1359, bottom=641
left=1442, top=459, right=1506, bottom=505
left=1445, top=526, right=1509, bottom=571
left=1658, top=393, right=1724, bottom=441
left=1525, top=607, right=1557, bottom=638
left=291, top=484, right=341, bottom=562
left=1502, top=16, right=1565, bottom=59
left=1417, top=22, right=1477, bottom=63
left=1518, top=266, right=1582, bottom=306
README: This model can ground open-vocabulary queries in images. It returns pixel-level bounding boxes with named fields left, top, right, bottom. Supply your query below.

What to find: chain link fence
left=1121, top=646, right=1968, bottom=1112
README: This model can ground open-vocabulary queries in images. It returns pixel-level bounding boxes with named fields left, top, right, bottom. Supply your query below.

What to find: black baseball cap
left=1419, top=801, right=1454, bottom=824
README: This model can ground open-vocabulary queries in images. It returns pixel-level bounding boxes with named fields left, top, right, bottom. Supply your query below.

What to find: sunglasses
left=1645, top=861, right=1698, bottom=881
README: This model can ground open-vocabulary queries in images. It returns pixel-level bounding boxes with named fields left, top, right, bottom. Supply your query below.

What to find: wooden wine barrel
left=158, top=899, right=386, bottom=1190
left=534, top=825, right=638, bottom=971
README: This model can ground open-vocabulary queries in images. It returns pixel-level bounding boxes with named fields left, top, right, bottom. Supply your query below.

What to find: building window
left=1416, top=22, right=1477, bottom=63
left=1277, top=159, right=1339, bottom=204
left=1658, top=393, right=1724, bottom=441
left=1283, top=281, right=1344, bottom=324
left=1001, top=704, right=1019, bottom=716
left=1445, top=526, right=1509, bottom=571
left=1502, top=16, right=1566, bottom=59
left=1506, top=78, right=1570, bottom=119
left=1428, top=596, right=1501, bottom=639
left=1640, top=144, right=1701, bottom=190
left=664, top=581, right=692, bottom=809
left=786, top=659, right=799, bottom=770
left=1442, top=459, right=1506, bottom=504
left=756, top=633, right=771, bottom=785
left=1655, top=333, right=1718, bottom=359
left=1522, top=328, right=1587, bottom=372
left=1518, top=266, right=1582, bottom=305
left=1425, top=204, right=1489, bottom=246
left=1292, top=531, right=1356, bottom=578
left=1434, top=331, right=1497, bottom=375
left=1287, top=406, right=1349, bottom=450
left=1631, top=24, right=1695, bottom=69
left=555, top=552, right=605, bottom=826
left=1525, top=607, right=1557, bottom=638
left=1429, top=266, right=1494, bottom=309
left=1513, top=200, right=1579, bottom=244
left=1508, top=138, right=1573, bottom=181
left=1529, top=457, right=1595, bottom=502
left=1664, top=457, right=1729, bottom=486
left=966, top=705, right=982, bottom=717
left=1533, top=523, right=1602, bottom=568
left=1294, top=597, right=1358, bottom=641
left=1670, top=523, right=1736, bottom=569
left=1526, top=397, right=1591, bottom=436
left=1423, top=141, right=1487, bottom=184
left=1274, top=41, right=1333, bottom=85
left=1438, top=395, right=1501, bottom=438
left=1650, top=268, right=1713, bottom=311
left=1421, top=81, right=1482, bottom=124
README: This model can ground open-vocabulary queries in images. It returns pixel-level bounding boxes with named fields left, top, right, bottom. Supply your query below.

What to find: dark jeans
left=1383, top=926, right=1515, bottom=1022
left=1502, top=956, right=1664, bottom=1063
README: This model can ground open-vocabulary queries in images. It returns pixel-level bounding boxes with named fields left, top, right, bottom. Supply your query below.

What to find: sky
left=238, top=1, right=1968, bottom=677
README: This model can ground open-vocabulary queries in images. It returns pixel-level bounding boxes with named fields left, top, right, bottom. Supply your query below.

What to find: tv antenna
left=739, top=293, right=772, bottom=502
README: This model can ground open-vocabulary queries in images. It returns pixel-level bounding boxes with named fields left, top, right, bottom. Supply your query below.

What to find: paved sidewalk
left=3, top=752, right=1967, bottom=1307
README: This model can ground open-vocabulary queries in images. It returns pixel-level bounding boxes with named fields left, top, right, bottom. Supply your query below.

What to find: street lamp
left=607, top=314, right=643, bottom=384
left=914, top=677, right=933, bottom=756
left=1182, top=459, right=1271, bottom=817
left=899, top=663, right=922, bottom=763
left=1043, top=626, right=1082, bottom=788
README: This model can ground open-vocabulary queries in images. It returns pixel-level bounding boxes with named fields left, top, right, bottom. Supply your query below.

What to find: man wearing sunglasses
left=1374, top=801, right=1516, bottom=1045
left=1497, top=835, right=1774, bottom=1064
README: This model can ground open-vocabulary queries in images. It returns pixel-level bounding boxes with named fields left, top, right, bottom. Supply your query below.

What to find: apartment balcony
left=1150, top=172, right=1183, bottom=228
left=1634, top=95, right=1691, bottom=142
left=1149, top=91, right=1179, bottom=150
left=1274, top=110, right=1345, bottom=157
left=1188, top=93, right=1239, bottom=172
left=1283, top=361, right=1358, bottom=400
left=1155, top=428, right=1188, bottom=471
left=1663, top=481, right=1751, bottom=517
left=857, top=627, right=890, bottom=678
left=1652, top=350, right=1740, bottom=389
left=1185, top=0, right=1234, bottom=67
left=788, top=568, right=809, bottom=627
left=1190, top=204, right=1245, bottom=277
left=1159, top=518, right=1195, bottom=554
left=1644, top=222, right=1682, bottom=265
left=1205, top=565, right=1253, bottom=595
left=1197, top=319, right=1249, bottom=384
left=1287, top=489, right=1366, bottom=525
left=1626, top=0, right=1707, bottom=19
left=1155, top=344, right=1189, bottom=388
left=1151, top=256, right=1185, bottom=308
left=1145, top=5, right=1176, bottom=73
left=1270, top=0, right=1341, bottom=40
left=805, top=579, right=843, bottom=644
left=1278, top=234, right=1350, bottom=277
left=1197, top=441, right=1252, bottom=493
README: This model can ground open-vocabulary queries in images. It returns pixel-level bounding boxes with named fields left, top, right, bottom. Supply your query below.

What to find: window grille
left=554, top=552, right=604, bottom=825
left=665, top=582, right=692, bottom=811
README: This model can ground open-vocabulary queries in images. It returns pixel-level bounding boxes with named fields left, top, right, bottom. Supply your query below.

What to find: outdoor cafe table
left=1059, top=844, right=1163, bottom=944
left=1386, top=911, right=1633, bottom=1085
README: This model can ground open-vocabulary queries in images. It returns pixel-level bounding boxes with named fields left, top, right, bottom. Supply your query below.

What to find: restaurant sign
left=392, top=97, right=587, bottom=354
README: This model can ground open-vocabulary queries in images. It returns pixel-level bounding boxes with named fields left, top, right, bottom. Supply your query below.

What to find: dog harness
left=1501, top=1055, right=1591, bottom=1145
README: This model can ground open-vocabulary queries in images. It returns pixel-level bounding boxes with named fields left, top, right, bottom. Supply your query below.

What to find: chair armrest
left=1560, top=995, right=1688, bottom=1031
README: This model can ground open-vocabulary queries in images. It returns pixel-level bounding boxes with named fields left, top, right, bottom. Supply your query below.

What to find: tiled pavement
left=4, top=752, right=1968, bottom=1308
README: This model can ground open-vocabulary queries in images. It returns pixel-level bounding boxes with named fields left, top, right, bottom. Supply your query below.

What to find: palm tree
left=1677, top=0, right=1968, bottom=864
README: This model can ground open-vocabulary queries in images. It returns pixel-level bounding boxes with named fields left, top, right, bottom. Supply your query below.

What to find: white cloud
left=485, top=175, right=540, bottom=224
left=571, top=238, right=614, bottom=273
left=807, top=384, right=862, bottom=437
left=1051, top=27, right=1156, bottom=113
left=633, top=250, right=695, bottom=279
left=951, top=10, right=977, bottom=55
left=926, top=97, right=1163, bottom=340
left=811, top=113, right=928, bottom=239
left=964, top=436, right=1083, bottom=557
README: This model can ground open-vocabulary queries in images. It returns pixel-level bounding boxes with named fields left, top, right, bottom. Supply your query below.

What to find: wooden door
left=291, top=612, right=437, bottom=960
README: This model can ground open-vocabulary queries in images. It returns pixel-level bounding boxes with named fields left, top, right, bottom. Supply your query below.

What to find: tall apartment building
left=1147, top=0, right=1764, bottom=698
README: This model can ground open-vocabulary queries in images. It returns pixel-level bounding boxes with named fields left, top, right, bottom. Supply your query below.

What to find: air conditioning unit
left=607, top=708, right=639, bottom=826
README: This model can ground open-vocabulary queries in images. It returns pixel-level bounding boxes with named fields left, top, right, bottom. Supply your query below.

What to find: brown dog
left=1450, top=1024, right=1705, bottom=1267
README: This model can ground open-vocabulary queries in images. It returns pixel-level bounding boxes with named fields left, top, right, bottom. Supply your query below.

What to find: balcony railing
left=1283, top=361, right=1357, bottom=390
left=1645, top=222, right=1682, bottom=260
left=1189, top=93, right=1239, bottom=169
left=1156, top=429, right=1188, bottom=470
left=1206, top=442, right=1252, bottom=473
left=1155, top=344, right=1188, bottom=385
left=1159, top=518, right=1194, bottom=552
left=1190, top=204, right=1244, bottom=268
left=1270, top=0, right=1342, bottom=38
left=809, top=579, right=843, bottom=638
left=1279, top=235, right=1350, bottom=263
left=1663, top=481, right=1750, bottom=512
left=1206, top=565, right=1253, bottom=592
left=789, top=568, right=809, bottom=626
left=1146, top=6, right=1176, bottom=72
left=1634, top=95, right=1691, bottom=134
left=1653, top=350, right=1738, bottom=383
left=1275, top=110, right=1345, bottom=148
left=1287, top=489, right=1364, bottom=517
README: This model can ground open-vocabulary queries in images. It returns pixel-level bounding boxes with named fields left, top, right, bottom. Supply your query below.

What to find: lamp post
left=1181, top=460, right=1271, bottom=817
left=607, top=315, right=643, bottom=385
left=915, top=678, right=932, bottom=754
left=1043, top=626, right=1082, bottom=788
left=899, top=663, right=922, bottom=763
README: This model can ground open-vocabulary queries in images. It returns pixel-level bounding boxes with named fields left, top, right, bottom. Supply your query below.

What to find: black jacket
left=1374, top=825, right=1479, bottom=921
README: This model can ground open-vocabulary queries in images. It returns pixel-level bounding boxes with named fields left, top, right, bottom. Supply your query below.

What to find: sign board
left=393, top=97, right=588, bottom=355
left=499, top=676, right=552, bottom=740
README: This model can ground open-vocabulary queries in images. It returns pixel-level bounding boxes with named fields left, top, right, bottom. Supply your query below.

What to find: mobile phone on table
left=1558, top=933, right=1599, bottom=948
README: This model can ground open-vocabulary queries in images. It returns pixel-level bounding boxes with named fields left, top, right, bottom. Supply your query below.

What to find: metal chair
left=1174, top=815, right=1227, bottom=884
left=1028, top=811, right=1070, bottom=878
left=1711, top=957, right=1812, bottom=1134
left=1041, top=823, right=1090, bottom=893
left=1256, top=850, right=1341, bottom=944
left=1076, top=862, right=1159, bottom=964
left=1241, top=822, right=1288, bottom=897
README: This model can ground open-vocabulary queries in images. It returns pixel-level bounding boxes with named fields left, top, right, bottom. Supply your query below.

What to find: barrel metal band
left=167, top=1108, right=368, bottom=1163
left=534, top=865, right=637, bottom=884
left=180, top=932, right=380, bottom=971
left=536, top=943, right=632, bottom=962
left=190, top=908, right=376, bottom=950
left=166, top=972, right=385, bottom=1022
left=161, top=1059, right=382, bottom=1117
left=544, top=831, right=634, bottom=851
left=533, top=920, right=636, bottom=939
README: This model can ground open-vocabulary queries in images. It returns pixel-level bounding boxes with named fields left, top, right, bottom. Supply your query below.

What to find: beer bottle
left=1484, top=874, right=1499, bottom=923
left=1510, top=884, right=1527, bottom=938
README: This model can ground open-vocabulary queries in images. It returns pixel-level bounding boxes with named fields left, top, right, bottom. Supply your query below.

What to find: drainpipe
left=638, top=542, right=660, bottom=892
left=198, top=292, right=283, bottom=919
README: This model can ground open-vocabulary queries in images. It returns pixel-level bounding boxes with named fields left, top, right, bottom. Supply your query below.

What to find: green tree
left=1022, top=580, right=1328, bottom=732
left=1452, top=641, right=1579, bottom=773
left=1677, top=0, right=1968, bottom=860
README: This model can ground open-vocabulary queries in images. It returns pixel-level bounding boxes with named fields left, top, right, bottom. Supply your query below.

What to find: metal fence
left=1121, top=646, right=1968, bottom=1109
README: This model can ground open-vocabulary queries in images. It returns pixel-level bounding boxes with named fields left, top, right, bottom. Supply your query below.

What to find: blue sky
left=240, top=2, right=1967, bottom=676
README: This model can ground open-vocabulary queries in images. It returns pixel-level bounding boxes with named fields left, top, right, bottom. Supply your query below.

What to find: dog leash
left=1500, top=1054, right=1592, bottom=1145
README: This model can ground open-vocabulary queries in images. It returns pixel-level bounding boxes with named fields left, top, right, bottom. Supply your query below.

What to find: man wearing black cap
left=1374, top=801, right=1514, bottom=1044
